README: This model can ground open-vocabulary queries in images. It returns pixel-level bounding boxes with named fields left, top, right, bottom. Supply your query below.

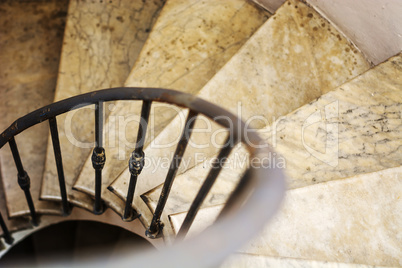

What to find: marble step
left=142, top=52, right=402, bottom=219
left=169, top=166, right=402, bottom=267
left=72, top=0, right=270, bottom=215
left=221, top=253, right=389, bottom=268
left=107, top=0, right=370, bottom=226
left=0, top=0, right=68, bottom=217
left=40, top=0, right=165, bottom=212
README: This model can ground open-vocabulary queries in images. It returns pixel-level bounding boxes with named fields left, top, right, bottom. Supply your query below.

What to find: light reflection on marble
left=143, top=53, right=402, bottom=221
left=112, top=0, right=371, bottom=227
left=40, top=0, right=165, bottom=211
left=0, top=0, right=68, bottom=217
left=170, top=167, right=402, bottom=267
left=73, top=0, right=270, bottom=216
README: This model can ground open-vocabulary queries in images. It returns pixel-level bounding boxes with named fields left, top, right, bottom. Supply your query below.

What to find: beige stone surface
left=243, top=166, right=402, bottom=266
left=264, top=53, right=402, bottom=190
left=143, top=53, right=402, bottom=218
left=110, top=0, right=370, bottom=226
left=221, top=253, right=387, bottom=268
left=170, top=167, right=402, bottom=266
left=0, top=0, right=68, bottom=217
left=73, top=0, right=270, bottom=216
left=40, top=0, right=165, bottom=211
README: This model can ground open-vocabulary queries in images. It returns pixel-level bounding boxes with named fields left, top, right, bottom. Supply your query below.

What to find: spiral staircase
left=0, top=0, right=401, bottom=267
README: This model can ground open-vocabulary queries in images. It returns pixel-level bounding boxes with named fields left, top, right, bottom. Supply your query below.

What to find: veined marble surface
left=170, top=166, right=402, bottom=266
left=143, top=53, right=402, bottom=218
left=40, top=0, right=165, bottom=211
left=264, top=54, right=402, bottom=191
left=73, top=0, right=270, bottom=216
left=221, top=253, right=388, bottom=268
left=109, top=0, right=370, bottom=226
left=0, top=0, right=68, bottom=217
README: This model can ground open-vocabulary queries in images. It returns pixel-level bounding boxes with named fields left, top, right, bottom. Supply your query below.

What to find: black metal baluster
left=49, top=117, right=70, bottom=215
left=92, top=101, right=106, bottom=215
left=146, top=110, right=198, bottom=238
left=0, top=212, right=13, bottom=244
left=175, top=135, right=234, bottom=242
left=123, top=101, right=152, bottom=221
left=8, top=137, right=38, bottom=226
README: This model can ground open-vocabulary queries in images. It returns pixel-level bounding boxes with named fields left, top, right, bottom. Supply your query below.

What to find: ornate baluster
left=147, top=110, right=198, bottom=238
left=92, top=101, right=106, bottom=214
left=175, top=135, right=235, bottom=242
left=49, top=117, right=70, bottom=215
left=0, top=212, right=13, bottom=244
left=123, top=101, right=152, bottom=221
left=8, top=137, right=38, bottom=226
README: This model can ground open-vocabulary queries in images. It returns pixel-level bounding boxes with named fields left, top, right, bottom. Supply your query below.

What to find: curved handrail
left=0, top=87, right=243, bottom=149
left=0, top=88, right=286, bottom=267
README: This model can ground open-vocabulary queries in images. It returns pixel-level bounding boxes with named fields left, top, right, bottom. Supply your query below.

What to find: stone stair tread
left=72, top=0, right=270, bottom=217
left=169, top=166, right=402, bottom=267
left=221, top=253, right=389, bottom=268
left=40, top=0, right=165, bottom=212
left=141, top=53, right=402, bottom=218
left=108, top=0, right=370, bottom=226
left=0, top=0, right=68, bottom=217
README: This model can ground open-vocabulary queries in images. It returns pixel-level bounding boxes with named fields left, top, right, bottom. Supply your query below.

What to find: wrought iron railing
left=0, top=88, right=285, bottom=266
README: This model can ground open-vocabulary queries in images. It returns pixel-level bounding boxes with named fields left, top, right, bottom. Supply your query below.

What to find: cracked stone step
left=108, top=0, right=370, bottom=227
left=0, top=0, right=68, bottom=217
left=143, top=52, right=402, bottom=220
left=170, top=166, right=402, bottom=267
left=40, top=0, right=165, bottom=212
left=72, top=0, right=270, bottom=216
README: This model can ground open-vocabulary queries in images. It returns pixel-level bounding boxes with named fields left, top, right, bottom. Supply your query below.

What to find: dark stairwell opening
left=0, top=220, right=154, bottom=266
